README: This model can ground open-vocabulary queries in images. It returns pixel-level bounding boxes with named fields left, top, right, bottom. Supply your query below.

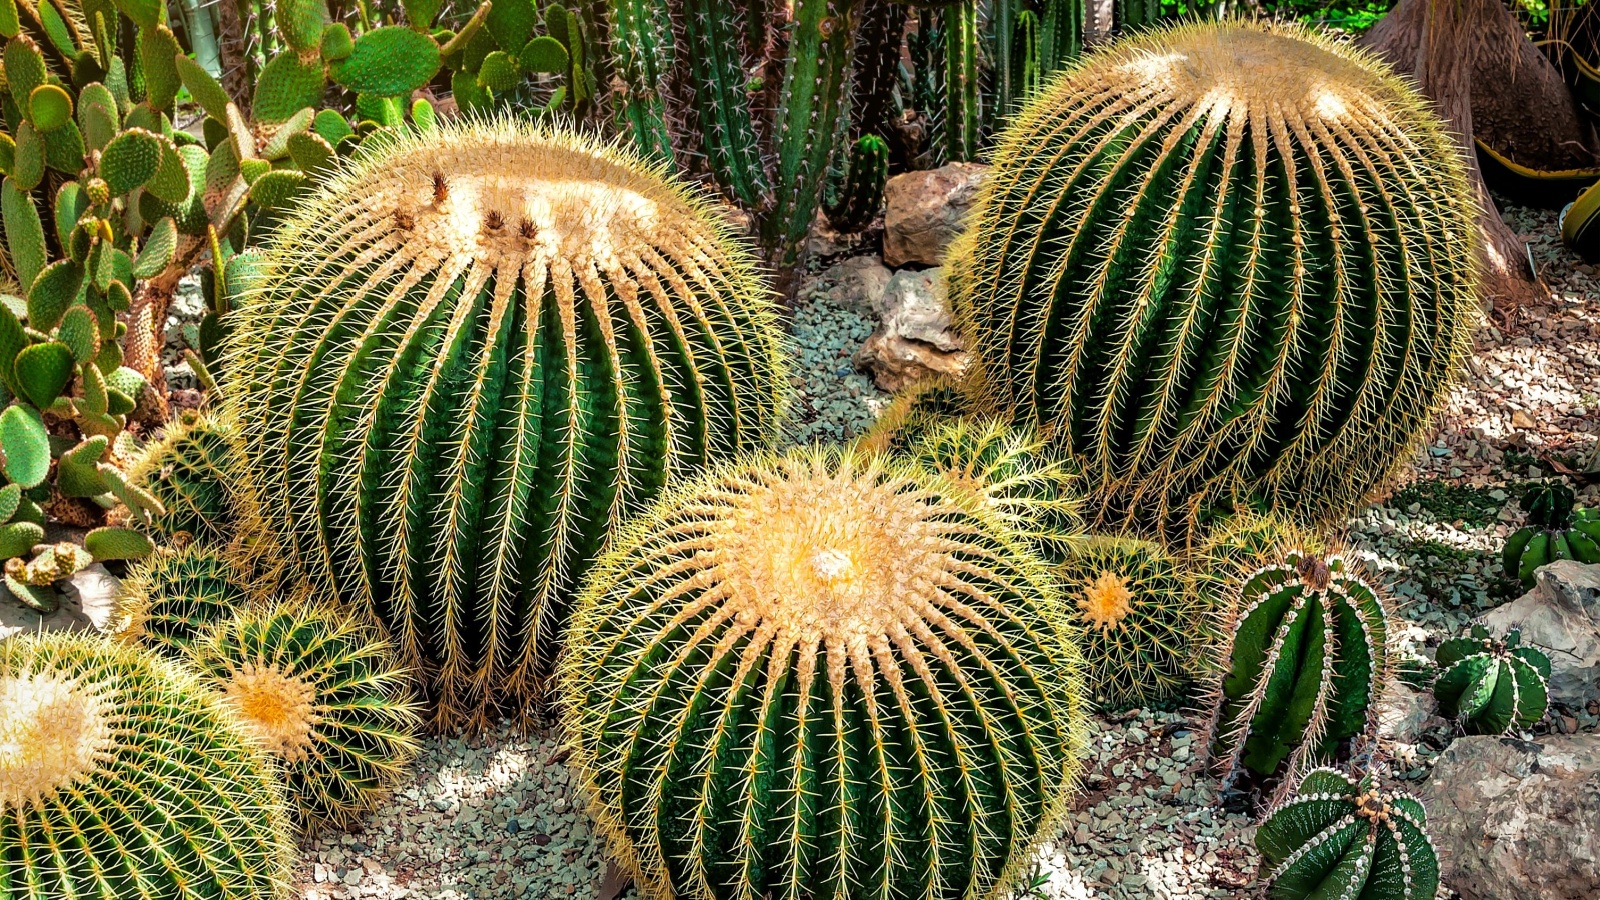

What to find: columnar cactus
left=187, top=595, right=424, bottom=828
left=0, top=631, right=293, bottom=899
left=948, top=21, right=1479, bottom=532
left=226, top=121, right=788, bottom=726
left=1204, top=550, right=1390, bottom=787
left=561, top=445, right=1089, bottom=900
left=114, top=542, right=259, bottom=653
left=1054, top=535, right=1209, bottom=707
left=1256, top=768, right=1439, bottom=900
left=1433, top=624, right=1551, bottom=736
left=823, top=134, right=890, bottom=233
left=127, top=409, right=260, bottom=545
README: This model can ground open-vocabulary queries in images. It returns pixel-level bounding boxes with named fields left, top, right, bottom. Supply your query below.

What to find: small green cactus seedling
left=188, top=593, right=423, bottom=828
left=1204, top=550, right=1390, bottom=789
left=114, top=542, right=258, bottom=653
left=1055, top=535, right=1211, bottom=708
left=127, top=409, right=261, bottom=545
left=0, top=631, right=293, bottom=900
left=1503, top=483, right=1600, bottom=586
left=1433, top=624, right=1551, bottom=736
left=1256, top=767, right=1439, bottom=900
left=561, top=445, right=1089, bottom=900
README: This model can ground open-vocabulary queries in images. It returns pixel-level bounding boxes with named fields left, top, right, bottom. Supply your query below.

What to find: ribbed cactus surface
left=128, top=410, right=260, bottom=545
left=114, top=542, right=259, bottom=653
left=1205, top=550, right=1389, bottom=786
left=0, top=632, right=293, bottom=900
left=949, top=22, right=1478, bottom=531
left=561, top=446, right=1088, bottom=900
left=226, top=121, right=788, bottom=726
left=188, top=595, right=423, bottom=828
left=1256, top=768, right=1439, bottom=900
left=1433, top=625, right=1550, bottom=736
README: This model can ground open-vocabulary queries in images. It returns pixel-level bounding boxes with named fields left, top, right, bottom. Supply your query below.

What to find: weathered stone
left=817, top=255, right=893, bottom=314
left=854, top=268, right=968, bottom=392
left=1425, top=733, right=1600, bottom=900
left=882, top=162, right=988, bottom=268
left=1377, top=681, right=1438, bottom=745
left=0, top=563, right=121, bottom=642
left=1484, top=561, right=1600, bottom=707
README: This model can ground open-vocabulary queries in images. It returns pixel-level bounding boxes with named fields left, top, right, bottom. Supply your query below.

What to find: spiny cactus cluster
left=225, top=120, right=788, bottom=726
left=1433, top=624, right=1551, bottom=736
left=1256, top=768, right=1440, bottom=900
left=949, top=21, right=1479, bottom=532
left=561, top=445, right=1088, bottom=900
left=0, top=631, right=294, bottom=899
left=823, top=134, right=889, bottom=232
left=1503, top=482, right=1600, bottom=585
left=127, top=409, right=261, bottom=545
left=114, top=541, right=259, bottom=653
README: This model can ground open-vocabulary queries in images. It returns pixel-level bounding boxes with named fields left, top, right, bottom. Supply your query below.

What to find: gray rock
left=1425, top=733, right=1600, bottom=900
left=818, top=256, right=893, bottom=315
left=1483, top=561, right=1600, bottom=707
left=854, top=268, right=968, bottom=393
left=1377, top=681, right=1437, bottom=745
left=0, top=564, right=121, bottom=642
left=882, top=163, right=988, bottom=268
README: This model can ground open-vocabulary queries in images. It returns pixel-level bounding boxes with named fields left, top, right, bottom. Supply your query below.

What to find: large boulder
left=1425, top=734, right=1600, bottom=900
left=1484, top=561, right=1600, bottom=708
left=882, top=163, right=988, bottom=268
left=854, top=268, right=967, bottom=393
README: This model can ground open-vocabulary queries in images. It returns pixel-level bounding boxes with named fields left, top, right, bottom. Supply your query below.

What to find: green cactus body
left=127, top=409, right=261, bottom=545
left=847, top=0, right=906, bottom=142
left=605, top=0, right=676, bottom=162
left=1257, top=768, right=1439, bottom=900
left=1502, top=484, right=1600, bottom=584
left=0, top=632, right=293, bottom=900
left=949, top=22, right=1479, bottom=532
left=561, top=445, right=1089, bottom=900
left=823, top=133, right=888, bottom=233
left=1055, top=535, right=1208, bottom=708
left=942, top=0, right=979, bottom=161
left=1433, top=625, right=1551, bottom=736
left=187, top=594, right=424, bottom=829
left=115, top=542, right=259, bottom=653
left=1206, top=550, right=1389, bottom=786
left=679, top=0, right=767, bottom=211
left=225, top=121, right=788, bottom=727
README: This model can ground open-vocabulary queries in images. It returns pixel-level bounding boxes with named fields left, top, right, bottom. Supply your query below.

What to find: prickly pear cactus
left=561, top=445, right=1089, bottom=900
left=187, top=594, right=423, bottom=828
left=949, top=21, right=1479, bottom=532
left=227, top=120, right=788, bottom=727
left=127, top=410, right=260, bottom=545
left=1433, top=624, right=1551, bottom=736
left=114, top=542, right=259, bottom=654
left=1204, top=550, right=1390, bottom=787
left=0, top=631, right=294, bottom=899
left=1256, top=768, right=1439, bottom=900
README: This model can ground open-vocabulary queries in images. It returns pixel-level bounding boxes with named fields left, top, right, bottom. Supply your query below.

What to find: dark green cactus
left=114, top=541, right=259, bottom=654
left=1503, top=483, right=1600, bottom=585
left=126, top=409, right=261, bottom=545
left=604, top=0, right=676, bottom=161
left=1433, top=624, right=1551, bottom=736
left=561, top=444, right=1089, bottom=900
left=1204, top=549, right=1390, bottom=788
left=225, top=121, right=789, bottom=728
left=949, top=22, right=1479, bottom=533
left=1256, top=768, right=1440, bottom=900
left=823, top=133, right=889, bottom=232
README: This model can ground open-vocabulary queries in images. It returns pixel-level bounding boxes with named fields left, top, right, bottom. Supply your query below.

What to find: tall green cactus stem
left=847, top=0, right=906, bottom=142
left=114, top=542, right=260, bottom=654
left=678, top=0, right=768, bottom=211
left=1055, top=535, right=1209, bottom=708
left=561, top=445, right=1088, bottom=900
left=1257, top=768, right=1439, bottom=900
left=127, top=409, right=261, bottom=545
left=823, top=133, right=888, bottom=232
left=949, top=22, right=1479, bottom=533
left=1114, top=0, right=1159, bottom=33
left=187, top=594, right=424, bottom=829
left=605, top=0, right=676, bottom=162
left=225, top=121, right=789, bottom=729
left=1204, top=549, right=1389, bottom=788
left=943, top=0, right=979, bottom=161
left=0, top=632, right=293, bottom=900
left=1036, top=0, right=1081, bottom=72
left=1433, top=625, right=1551, bottom=736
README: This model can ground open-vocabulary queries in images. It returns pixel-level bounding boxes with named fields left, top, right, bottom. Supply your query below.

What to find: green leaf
left=487, top=0, right=535, bottom=52
left=0, top=132, right=13, bottom=177
left=410, top=97, right=436, bottom=131
left=0, top=482, right=21, bottom=523
left=175, top=53, right=231, bottom=121
left=330, top=26, right=441, bottom=97
left=76, top=87, right=119, bottom=152
left=0, top=403, right=49, bottom=488
left=40, top=118, right=85, bottom=173
left=0, top=0, right=17, bottom=40
left=312, top=107, right=352, bottom=145
left=477, top=50, right=520, bottom=92
left=100, top=127, right=162, bottom=195
left=57, top=435, right=111, bottom=497
left=137, top=25, right=183, bottom=111
left=6, top=574, right=59, bottom=611
left=252, top=52, right=326, bottom=124
left=319, top=21, right=353, bottom=61
left=0, top=521, right=43, bottom=560
left=0, top=302, right=22, bottom=394
left=144, top=134, right=191, bottom=203
left=4, top=35, right=47, bottom=109
left=1, top=177, right=46, bottom=290
left=286, top=130, right=333, bottom=173
left=403, top=0, right=443, bottom=29
left=259, top=106, right=313, bottom=160
left=53, top=181, right=86, bottom=248
left=105, top=365, right=145, bottom=401
left=111, top=0, right=162, bottom=30
left=130, top=217, right=176, bottom=279
left=11, top=121, right=42, bottom=190
left=56, top=305, right=98, bottom=363
left=26, top=259, right=83, bottom=330
left=84, top=526, right=154, bottom=560
left=519, top=35, right=567, bottom=74
left=27, top=83, right=72, bottom=131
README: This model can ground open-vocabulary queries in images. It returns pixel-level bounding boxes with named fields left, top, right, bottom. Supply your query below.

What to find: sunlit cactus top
left=950, top=21, right=1478, bottom=531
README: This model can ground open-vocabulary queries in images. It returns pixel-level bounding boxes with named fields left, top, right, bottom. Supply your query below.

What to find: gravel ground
left=285, top=202, right=1599, bottom=900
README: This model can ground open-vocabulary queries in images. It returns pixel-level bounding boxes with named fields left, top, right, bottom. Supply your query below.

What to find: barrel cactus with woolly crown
left=561, top=445, right=1089, bottom=900
left=225, top=120, right=788, bottom=727
left=948, top=21, right=1479, bottom=532
left=0, top=631, right=293, bottom=899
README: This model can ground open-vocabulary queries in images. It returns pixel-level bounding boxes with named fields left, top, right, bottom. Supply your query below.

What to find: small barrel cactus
left=1503, top=483, right=1600, bottom=585
left=126, top=409, right=260, bottom=545
left=1256, top=767, right=1439, bottom=900
left=0, top=632, right=293, bottom=899
left=1054, top=535, right=1210, bottom=708
left=187, top=594, right=423, bottom=828
left=114, top=542, right=258, bottom=653
left=1433, top=624, right=1551, bottom=736
left=561, top=445, right=1089, bottom=900
left=948, top=21, right=1478, bottom=532
left=1204, top=550, right=1389, bottom=787
left=226, top=120, right=788, bottom=726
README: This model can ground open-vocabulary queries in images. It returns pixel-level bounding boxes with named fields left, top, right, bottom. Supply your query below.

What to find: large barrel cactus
left=227, top=121, right=788, bottom=725
left=948, top=21, right=1479, bottom=530
left=0, top=632, right=293, bottom=899
left=561, top=445, right=1089, bottom=900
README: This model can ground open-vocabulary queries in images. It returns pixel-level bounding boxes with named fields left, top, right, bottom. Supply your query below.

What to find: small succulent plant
left=1503, top=482, right=1600, bottom=586
left=113, top=541, right=258, bottom=654
left=1433, top=624, right=1551, bottom=736
left=0, top=631, right=293, bottom=899
left=126, top=409, right=260, bottom=545
left=823, top=133, right=889, bottom=232
left=1256, top=767, right=1439, bottom=900
left=561, top=445, right=1089, bottom=900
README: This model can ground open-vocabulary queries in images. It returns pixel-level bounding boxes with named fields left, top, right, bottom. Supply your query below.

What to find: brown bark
left=1362, top=0, right=1564, bottom=311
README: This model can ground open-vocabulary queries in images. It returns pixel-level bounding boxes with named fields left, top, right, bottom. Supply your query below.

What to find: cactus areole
left=227, top=122, right=788, bottom=727
left=949, top=22, right=1479, bottom=531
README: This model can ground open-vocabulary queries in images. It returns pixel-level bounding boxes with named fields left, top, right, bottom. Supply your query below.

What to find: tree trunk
left=1362, top=0, right=1570, bottom=311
